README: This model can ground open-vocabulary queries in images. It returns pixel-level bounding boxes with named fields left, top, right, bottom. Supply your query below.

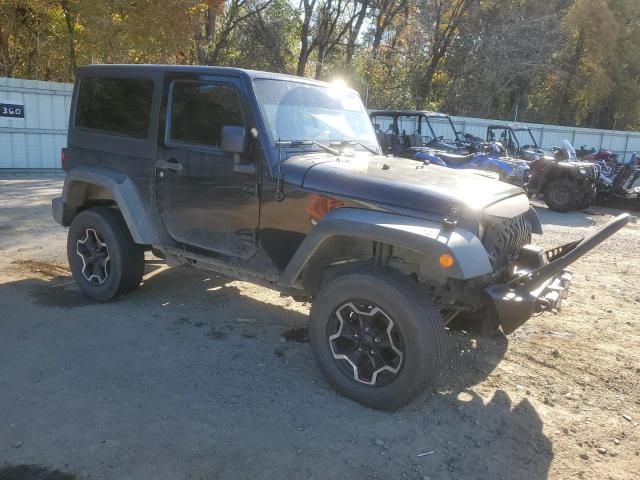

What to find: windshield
left=512, top=129, right=538, bottom=148
left=425, top=116, right=459, bottom=142
left=252, top=78, right=378, bottom=149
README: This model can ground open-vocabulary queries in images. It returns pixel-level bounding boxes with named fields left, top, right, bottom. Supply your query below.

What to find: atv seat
left=405, top=133, right=423, bottom=148
left=437, top=152, right=475, bottom=165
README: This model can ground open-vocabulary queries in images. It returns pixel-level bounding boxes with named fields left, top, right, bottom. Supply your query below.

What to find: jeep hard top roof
left=76, top=64, right=336, bottom=88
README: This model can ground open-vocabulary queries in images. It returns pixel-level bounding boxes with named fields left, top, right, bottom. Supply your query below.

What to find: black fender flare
left=525, top=207, right=543, bottom=235
left=278, top=208, right=493, bottom=288
left=57, top=165, right=160, bottom=244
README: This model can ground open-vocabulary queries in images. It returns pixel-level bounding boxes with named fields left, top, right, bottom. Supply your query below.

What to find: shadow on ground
left=533, top=205, right=596, bottom=228
left=0, top=262, right=552, bottom=479
left=0, top=464, right=76, bottom=480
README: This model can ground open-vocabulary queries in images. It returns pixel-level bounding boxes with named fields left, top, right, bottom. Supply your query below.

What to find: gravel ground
left=0, top=176, right=638, bottom=480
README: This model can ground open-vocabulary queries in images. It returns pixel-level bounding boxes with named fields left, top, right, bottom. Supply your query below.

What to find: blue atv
left=415, top=143, right=530, bottom=188
left=369, top=110, right=530, bottom=187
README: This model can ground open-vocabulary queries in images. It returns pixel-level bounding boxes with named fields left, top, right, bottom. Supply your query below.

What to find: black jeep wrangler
left=52, top=65, right=628, bottom=410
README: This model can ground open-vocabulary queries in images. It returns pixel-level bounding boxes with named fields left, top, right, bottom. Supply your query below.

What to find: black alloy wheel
left=328, top=301, right=405, bottom=387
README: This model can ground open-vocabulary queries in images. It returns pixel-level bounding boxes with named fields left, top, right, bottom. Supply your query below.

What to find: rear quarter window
left=75, top=77, right=153, bottom=139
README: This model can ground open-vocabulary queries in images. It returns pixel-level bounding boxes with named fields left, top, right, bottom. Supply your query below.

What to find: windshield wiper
left=330, top=140, right=379, bottom=155
left=275, top=139, right=340, bottom=156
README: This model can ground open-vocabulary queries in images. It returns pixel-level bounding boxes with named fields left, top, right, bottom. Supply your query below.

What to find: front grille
left=482, top=214, right=532, bottom=272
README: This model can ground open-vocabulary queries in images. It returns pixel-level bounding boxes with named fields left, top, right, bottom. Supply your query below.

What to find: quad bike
left=487, top=126, right=600, bottom=212
left=414, top=142, right=530, bottom=188
left=596, top=154, right=640, bottom=208
left=578, top=148, right=619, bottom=178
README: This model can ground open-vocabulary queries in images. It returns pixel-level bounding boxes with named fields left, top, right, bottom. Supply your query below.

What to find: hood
left=282, top=153, right=527, bottom=219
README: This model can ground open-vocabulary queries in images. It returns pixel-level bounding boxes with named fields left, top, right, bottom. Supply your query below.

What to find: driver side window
left=168, top=81, right=244, bottom=148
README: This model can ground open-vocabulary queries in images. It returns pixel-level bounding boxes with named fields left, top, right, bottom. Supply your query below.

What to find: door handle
left=156, top=159, right=183, bottom=172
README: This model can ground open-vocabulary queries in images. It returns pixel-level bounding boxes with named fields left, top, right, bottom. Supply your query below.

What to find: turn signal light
left=307, top=195, right=345, bottom=223
left=439, top=253, right=454, bottom=268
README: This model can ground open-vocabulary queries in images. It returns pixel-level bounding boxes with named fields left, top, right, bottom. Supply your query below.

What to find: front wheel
left=309, top=268, right=445, bottom=410
left=544, top=179, right=579, bottom=212
left=67, top=207, right=145, bottom=301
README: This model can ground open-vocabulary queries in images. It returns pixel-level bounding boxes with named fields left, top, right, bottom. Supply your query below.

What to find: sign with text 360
left=0, top=100, right=25, bottom=118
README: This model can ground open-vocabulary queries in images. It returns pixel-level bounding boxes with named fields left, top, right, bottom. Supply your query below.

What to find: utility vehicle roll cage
left=370, top=110, right=463, bottom=145
left=487, top=125, right=539, bottom=155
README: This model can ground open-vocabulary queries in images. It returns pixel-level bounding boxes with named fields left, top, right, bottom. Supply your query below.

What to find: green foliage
left=1, top=0, right=640, bottom=130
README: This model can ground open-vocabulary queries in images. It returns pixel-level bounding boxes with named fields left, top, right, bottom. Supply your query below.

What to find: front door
left=156, top=77, right=259, bottom=258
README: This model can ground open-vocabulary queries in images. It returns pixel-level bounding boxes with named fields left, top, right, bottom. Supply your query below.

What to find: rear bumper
left=486, top=213, right=630, bottom=334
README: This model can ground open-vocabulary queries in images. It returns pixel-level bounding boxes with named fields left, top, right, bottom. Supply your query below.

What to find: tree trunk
left=315, top=46, right=326, bottom=79
left=555, top=30, right=584, bottom=124
left=0, top=7, right=17, bottom=77
left=60, top=0, right=77, bottom=79
left=297, top=48, right=311, bottom=76
left=345, top=0, right=368, bottom=66
left=297, top=0, right=317, bottom=76
left=417, top=54, right=441, bottom=107
left=371, top=21, right=385, bottom=59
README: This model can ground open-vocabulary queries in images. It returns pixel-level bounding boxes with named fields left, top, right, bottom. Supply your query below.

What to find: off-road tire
left=67, top=207, right=145, bottom=301
left=544, top=179, right=580, bottom=212
left=309, top=268, right=445, bottom=410
left=577, top=188, right=596, bottom=210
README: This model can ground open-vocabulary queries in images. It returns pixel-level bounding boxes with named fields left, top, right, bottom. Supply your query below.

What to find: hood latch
left=442, top=207, right=459, bottom=229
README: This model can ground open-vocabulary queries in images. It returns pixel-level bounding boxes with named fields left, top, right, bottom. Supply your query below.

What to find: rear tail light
left=61, top=148, right=67, bottom=170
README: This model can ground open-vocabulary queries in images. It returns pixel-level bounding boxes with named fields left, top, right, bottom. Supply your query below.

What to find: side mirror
left=222, top=125, right=255, bottom=175
left=221, top=125, right=248, bottom=155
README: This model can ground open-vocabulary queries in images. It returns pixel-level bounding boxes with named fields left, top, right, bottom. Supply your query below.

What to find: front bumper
left=486, top=213, right=630, bottom=334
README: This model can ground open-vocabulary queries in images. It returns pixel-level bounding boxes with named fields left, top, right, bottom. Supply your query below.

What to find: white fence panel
left=0, top=77, right=72, bottom=170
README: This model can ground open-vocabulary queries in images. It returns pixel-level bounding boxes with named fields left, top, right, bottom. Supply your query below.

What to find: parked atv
left=369, top=111, right=529, bottom=186
left=414, top=142, right=530, bottom=188
left=595, top=153, right=640, bottom=206
left=487, top=126, right=600, bottom=212
left=578, top=147, right=619, bottom=178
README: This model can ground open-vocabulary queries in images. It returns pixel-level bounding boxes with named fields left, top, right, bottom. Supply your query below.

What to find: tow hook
left=534, top=271, right=573, bottom=313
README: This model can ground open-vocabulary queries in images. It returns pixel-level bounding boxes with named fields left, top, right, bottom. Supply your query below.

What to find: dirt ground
left=0, top=175, right=638, bottom=480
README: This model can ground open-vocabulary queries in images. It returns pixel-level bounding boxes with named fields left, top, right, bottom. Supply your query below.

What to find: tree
left=414, top=0, right=474, bottom=107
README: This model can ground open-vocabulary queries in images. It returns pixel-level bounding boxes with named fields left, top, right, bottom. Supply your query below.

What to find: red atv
left=577, top=147, right=619, bottom=178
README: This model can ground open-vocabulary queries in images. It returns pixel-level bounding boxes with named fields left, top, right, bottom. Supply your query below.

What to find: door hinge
left=241, top=183, right=260, bottom=197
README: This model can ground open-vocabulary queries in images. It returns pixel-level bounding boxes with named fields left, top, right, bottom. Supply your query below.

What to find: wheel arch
left=278, top=208, right=493, bottom=293
left=60, top=165, right=161, bottom=244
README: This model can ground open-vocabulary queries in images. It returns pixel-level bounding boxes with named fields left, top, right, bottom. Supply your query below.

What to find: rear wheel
left=309, top=268, right=445, bottom=410
left=67, top=207, right=145, bottom=301
left=544, top=179, right=579, bottom=212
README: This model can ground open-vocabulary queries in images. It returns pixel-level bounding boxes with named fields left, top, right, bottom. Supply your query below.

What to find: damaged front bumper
left=486, top=213, right=630, bottom=334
